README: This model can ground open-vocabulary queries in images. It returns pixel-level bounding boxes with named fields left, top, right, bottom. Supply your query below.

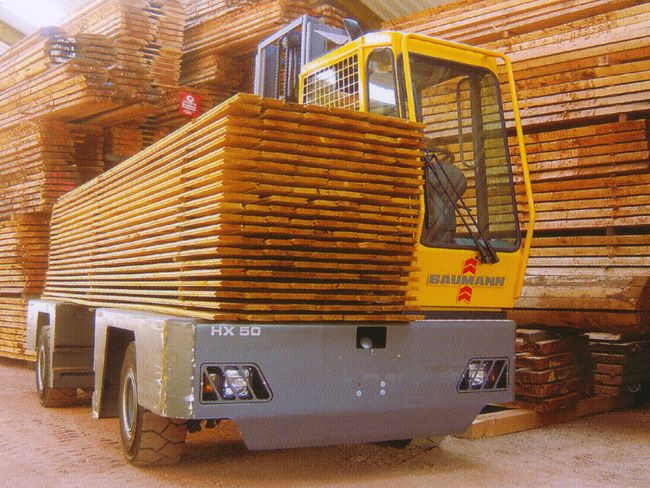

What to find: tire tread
left=119, top=342, right=187, bottom=466
left=37, top=327, right=76, bottom=408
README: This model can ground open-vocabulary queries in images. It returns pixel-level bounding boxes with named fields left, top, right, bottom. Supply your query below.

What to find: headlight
left=201, top=364, right=271, bottom=403
left=468, top=361, right=489, bottom=388
left=222, top=367, right=251, bottom=400
left=458, top=358, right=508, bottom=392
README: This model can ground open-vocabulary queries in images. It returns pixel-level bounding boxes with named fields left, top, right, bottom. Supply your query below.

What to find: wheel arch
left=92, top=308, right=197, bottom=420
left=95, top=326, right=135, bottom=418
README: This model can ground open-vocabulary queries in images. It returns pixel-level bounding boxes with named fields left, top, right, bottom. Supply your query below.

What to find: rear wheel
left=118, top=342, right=187, bottom=466
left=36, top=327, right=76, bottom=407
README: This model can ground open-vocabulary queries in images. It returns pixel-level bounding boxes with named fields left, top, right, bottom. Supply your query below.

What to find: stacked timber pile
left=177, top=0, right=348, bottom=134
left=387, top=0, right=650, bottom=334
left=0, top=120, right=103, bottom=361
left=0, top=1, right=185, bottom=130
left=42, top=94, right=424, bottom=322
left=493, top=4, right=650, bottom=127
left=183, top=0, right=346, bottom=30
left=589, top=333, right=650, bottom=397
left=0, top=122, right=76, bottom=215
left=64, top=0, right=185, bottom=94
left=0, top=29, right=115, bottom=129
left=104, top=124, right=146, bottom=170
left=140, top=87, right=217, bottom=146
left=184, top=0, right=243, bottom=28
left=515, top=328, right=593, bottom=412
left=510, top=119, right=650, bottom=331
left=383, top=0, right=642, bottom=45
left=183, top=0, right=338, bottom=56
left=0, top=0, right=185, bottom=361
left=0, top=0, right=351, bottom=361
left=0, top=121, right=106, bottom=216
left=0, top=214, right=50, bottom=360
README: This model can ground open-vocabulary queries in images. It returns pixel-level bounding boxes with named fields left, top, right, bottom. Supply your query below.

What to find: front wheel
left=36, top=326, right=76, bottom=407
left=119, top=342, right=187, bottom=466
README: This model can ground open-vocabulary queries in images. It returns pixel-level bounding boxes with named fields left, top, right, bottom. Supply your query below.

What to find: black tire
left=36, top=326, right=76, bottom=407
left=119, top=342, right=187, bottom=466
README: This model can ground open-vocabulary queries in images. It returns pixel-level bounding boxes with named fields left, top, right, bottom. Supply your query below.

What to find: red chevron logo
left=462, top=258, right=478, bottom=275
left=457, top=285, right=473, bottom=303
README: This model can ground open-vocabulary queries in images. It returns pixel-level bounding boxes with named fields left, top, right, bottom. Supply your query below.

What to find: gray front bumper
left=192, top=320, right=514, bottom=449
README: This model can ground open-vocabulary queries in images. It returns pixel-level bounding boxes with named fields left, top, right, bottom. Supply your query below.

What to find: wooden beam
left=0, top=17, right=26, bottom=45
left=459, top=394, right=638, bottom=440
left=0, top=5, right=31, bottom=45
left=328, top=1, right=383, bottom=30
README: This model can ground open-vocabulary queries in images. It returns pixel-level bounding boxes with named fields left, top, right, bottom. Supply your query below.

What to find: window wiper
left=423, top=148, right=499, bottom=264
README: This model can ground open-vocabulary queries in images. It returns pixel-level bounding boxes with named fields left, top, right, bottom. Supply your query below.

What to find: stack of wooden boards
left=515, top=328, right=593, bottom=412
left=183, top=0, right=344, bottom=57
left=387, top=0, right=650, bottom=333
left=383, top=0, right=644, bottom=45
left=63, top=0, right=185, bottom=96
left=42, top=94, right=424, bottom=322
left=589, top=333, right=650, bottom=397
left=0, top=28, right=115, bottom=129
left=0, top=0, right=186, bottom=362
left=0, top=0, right=352, bottom=361
left=0, top=122, right=107, bottom=216
left=176, top=0, right=347, bottom=134
left=0, top=214, right=50, bottom=360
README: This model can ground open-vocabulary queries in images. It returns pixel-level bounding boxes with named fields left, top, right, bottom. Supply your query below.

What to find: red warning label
left=179, top=91, right=201, bottom=117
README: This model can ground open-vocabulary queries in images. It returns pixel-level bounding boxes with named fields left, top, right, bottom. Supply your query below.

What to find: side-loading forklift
left=27, top=16, right=534, bottom=465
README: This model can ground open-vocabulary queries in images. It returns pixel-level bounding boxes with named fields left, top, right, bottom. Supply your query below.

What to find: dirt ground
left=1, top=358, right=648, bottom=488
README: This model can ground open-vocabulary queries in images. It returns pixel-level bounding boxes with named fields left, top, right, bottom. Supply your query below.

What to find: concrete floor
left=1, top=357, right=648, bottom=488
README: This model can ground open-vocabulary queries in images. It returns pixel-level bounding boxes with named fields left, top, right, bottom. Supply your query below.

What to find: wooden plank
left=459, top=392, right=638, bottom=440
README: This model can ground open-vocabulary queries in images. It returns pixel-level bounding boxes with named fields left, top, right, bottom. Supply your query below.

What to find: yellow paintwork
left=299, top=32, right=535, bottom=311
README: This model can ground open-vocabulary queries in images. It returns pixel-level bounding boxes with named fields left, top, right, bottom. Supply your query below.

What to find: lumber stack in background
left=179, top=1, right=348, bottom=116
left=386, top=0, right=650, bottom=333
left=140, top=86, right=217, bottom=146
left=383, top=0, right=642, bottom=46
left=183, top=0, right=345, bottom=30
left=42, top=94, right=424, bottom=323
left=0, top=0, right=352, bottom=361
left=0, top=1, right=185, bottom=129
left=0, top=0, right=186, bottom=361
left=588, top=333, right=650, bottom=397
left=0, top=214, right=50, bottom=361
left=183, top=0, right=336, bottom=57
left=104, top=124, right=146, bottom=170
left=514, top=328, right=593, bottom=412
left=184, top=0, right=243, bottom=28
left=491, top=4, right=650, bottom=127
left=0, top=29, right=117, bottom=129
left=63, top=0, right=185, bottom=94
left=0, top=121, right=105, bottom=216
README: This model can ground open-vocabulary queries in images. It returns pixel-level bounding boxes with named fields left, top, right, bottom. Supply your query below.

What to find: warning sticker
left=179, top=91, right=201, bottom=117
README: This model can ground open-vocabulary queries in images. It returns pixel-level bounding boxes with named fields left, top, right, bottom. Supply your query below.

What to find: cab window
left=366, top=49, right=399, bottom=118
left=410, top=53, right=520, bottom=252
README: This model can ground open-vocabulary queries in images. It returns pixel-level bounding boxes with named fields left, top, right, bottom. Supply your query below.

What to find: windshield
left=409, top=53, right=520, bottom=253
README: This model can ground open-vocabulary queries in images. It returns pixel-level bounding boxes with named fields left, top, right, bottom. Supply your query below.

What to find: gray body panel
left=193, top=320, right=514, bottom=449
left=92, top=308, right=197, bottom=419
left=27, top=301, right=514, bottom=450
left=26, top=300, right=95, bottom=389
